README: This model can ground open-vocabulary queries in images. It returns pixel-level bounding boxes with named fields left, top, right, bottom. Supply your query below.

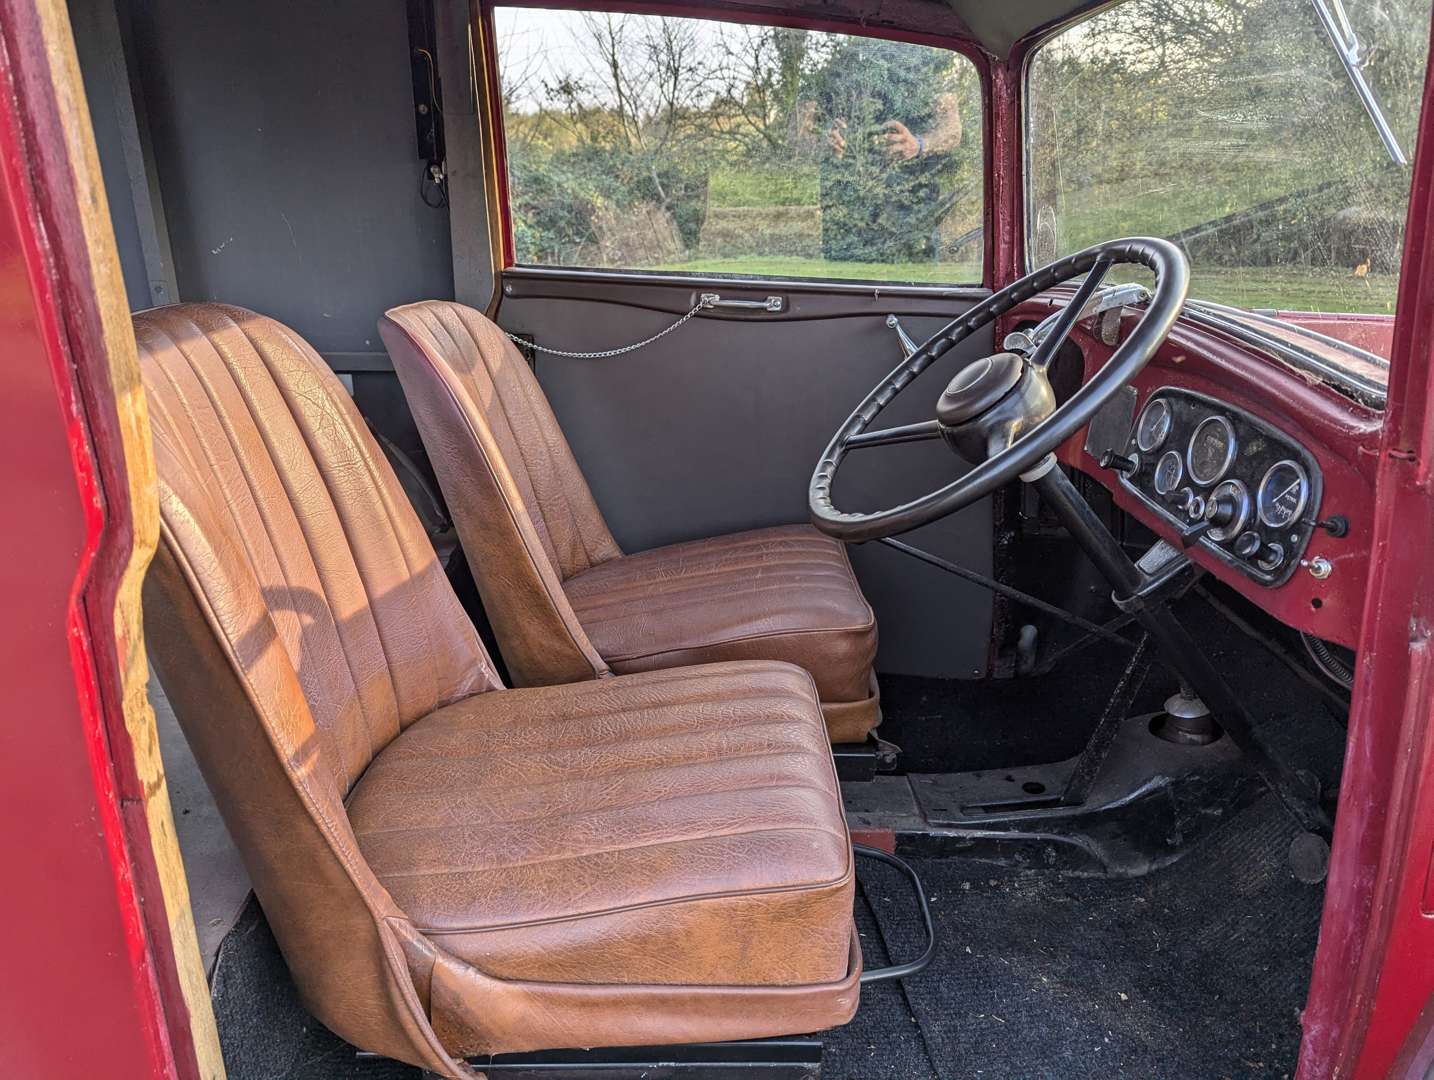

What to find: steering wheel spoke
left=845, top=419, right=944, bottom=450
left=1028, top=257, right=1113, bottom=371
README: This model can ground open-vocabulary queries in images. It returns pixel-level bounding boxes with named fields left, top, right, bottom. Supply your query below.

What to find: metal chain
left=504, top=294, right=714, bottom=359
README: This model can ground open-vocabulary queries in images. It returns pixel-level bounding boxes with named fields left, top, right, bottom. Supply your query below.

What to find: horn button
left=936, top=352, right=1025, bottom=427
left=936, top=351, right=1057, bottom=465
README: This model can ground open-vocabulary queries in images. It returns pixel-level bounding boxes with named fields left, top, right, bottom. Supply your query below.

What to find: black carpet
left=210, top=899, right=418, bottom=1080
left=825, top=884, right=939, bottom=1079
left=212, top=798, right=1324, bottom=1080
left=840, top=587, right=1344, bottom=1080
left=854, top=795, right=1324, bottom=1080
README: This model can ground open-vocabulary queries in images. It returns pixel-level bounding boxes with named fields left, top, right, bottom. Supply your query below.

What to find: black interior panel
left=123, top=0, right=454, bottom=357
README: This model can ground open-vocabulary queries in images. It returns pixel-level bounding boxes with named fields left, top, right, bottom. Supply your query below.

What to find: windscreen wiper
left=1310, top=0, right=1409, bottom=165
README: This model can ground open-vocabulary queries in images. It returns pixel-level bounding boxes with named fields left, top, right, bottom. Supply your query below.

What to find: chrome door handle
left=699, top=292, right=784, bottom=313
left=885, top=314, right=919, bottom=359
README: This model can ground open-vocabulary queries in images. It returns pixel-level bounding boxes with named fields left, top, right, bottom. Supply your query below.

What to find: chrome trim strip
left=1187, top=299, right=1389, bottom=370
left=1179, top=303, right=1386, bottom=406
left=502, top=264, right=991, bottom=301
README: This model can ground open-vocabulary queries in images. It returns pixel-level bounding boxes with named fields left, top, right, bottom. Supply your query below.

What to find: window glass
left=495, top=9, right=983, bottom=283
left=1027, top=0, right=1431, bottom=351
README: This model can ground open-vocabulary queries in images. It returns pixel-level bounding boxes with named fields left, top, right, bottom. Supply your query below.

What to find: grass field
left=684, top=156, right=1405, bottom=314
left=708, top=165, right=820, bottom=209
left=659, top=255, right=1397, bottom=314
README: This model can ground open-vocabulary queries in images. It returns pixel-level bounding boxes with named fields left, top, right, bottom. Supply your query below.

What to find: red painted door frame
left=0, top=5, right=194, bottom=1078
left=1296, top=19, right=1434, bottom=1076
left=0, top=68, right=177, bottom=1080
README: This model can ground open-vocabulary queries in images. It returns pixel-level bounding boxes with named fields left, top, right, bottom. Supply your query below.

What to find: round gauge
left=1135, top=398, right=1172, bottom=453
left=1257, top=460, right=1310, bottom=529
left=1153, top=450, right=1184, bottom=497
left=1186, top=415, right=1238, bottom=486
left=1205, top=479, right=1250, bottom=542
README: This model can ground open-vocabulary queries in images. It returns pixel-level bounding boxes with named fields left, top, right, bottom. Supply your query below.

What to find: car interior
left=58, top=0, right=1429, bottom=1075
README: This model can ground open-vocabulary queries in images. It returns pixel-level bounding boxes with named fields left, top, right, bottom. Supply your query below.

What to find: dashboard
left=1007, top=292, right=1382, bottom=649
left=1113, top=388, right=1326, bottom=586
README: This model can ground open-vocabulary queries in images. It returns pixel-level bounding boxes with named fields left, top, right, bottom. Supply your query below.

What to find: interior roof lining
left=947, top=0, right=1122, bottom=57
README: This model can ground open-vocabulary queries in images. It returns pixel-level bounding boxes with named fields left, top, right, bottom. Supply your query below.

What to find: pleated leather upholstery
left=565, top=525, right=878, bottom=709
left=380, top=301, right=882, bottom=741
left=348, top=662, right=855, bottom=987
left=138, top=303, right=860, bottom=1072
left=138, top=303, right=498, bottom=789
left=380, top=300, right=616, bottom=688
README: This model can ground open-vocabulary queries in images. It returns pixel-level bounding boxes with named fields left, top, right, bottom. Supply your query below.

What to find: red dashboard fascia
left=1001, top=297, right=1384, bottom=649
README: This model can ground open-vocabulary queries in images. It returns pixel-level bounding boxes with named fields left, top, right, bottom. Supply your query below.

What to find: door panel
left=499, top=271, right=995, bottom=678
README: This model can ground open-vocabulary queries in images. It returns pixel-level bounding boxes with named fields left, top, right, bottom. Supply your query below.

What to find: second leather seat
left=379, top=301, right=881, bottom=743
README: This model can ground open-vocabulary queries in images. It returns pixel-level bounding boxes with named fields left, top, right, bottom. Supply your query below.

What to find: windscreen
left=1027, top=0, right=1432, bottom=377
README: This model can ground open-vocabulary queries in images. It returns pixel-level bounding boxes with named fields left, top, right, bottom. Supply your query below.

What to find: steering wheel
left=809, top=237, right=1189, bottom=543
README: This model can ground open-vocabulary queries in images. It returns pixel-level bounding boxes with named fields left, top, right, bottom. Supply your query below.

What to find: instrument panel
left=1117, top=388, right=1324, bottom=586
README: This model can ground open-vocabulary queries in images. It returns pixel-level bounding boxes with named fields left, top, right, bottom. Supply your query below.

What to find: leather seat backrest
left=138, top=303, right=498, bottom=1072
left=380, top=301, right=618, bottom=687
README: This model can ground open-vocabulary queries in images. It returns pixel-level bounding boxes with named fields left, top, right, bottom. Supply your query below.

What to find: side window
left=494, top=9, right=984, bottom=284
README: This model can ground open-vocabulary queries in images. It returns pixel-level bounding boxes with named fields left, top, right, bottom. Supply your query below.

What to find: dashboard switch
left=1174, top=488, right=1206, bottom=521
left=1233, top=531, right=1262, bottom=559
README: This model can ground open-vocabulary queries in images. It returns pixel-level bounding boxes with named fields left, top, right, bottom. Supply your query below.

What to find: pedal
left=1288, top=831, right=1330, bottom=884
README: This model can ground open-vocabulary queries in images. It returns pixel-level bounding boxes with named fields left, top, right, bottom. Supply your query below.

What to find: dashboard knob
left=1205, top=491, right=1241, bottom=529
left=1099, top=450, right=1139, bottom=476
left=1233, top=531, right=1261, bottom=559
left=1256, top=541, right=1286, bottom=573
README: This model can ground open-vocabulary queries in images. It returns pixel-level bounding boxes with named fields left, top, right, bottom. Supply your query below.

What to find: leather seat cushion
left=563, top=525, right=877, bottom=706
left=348, top=661, right=855, bottom=988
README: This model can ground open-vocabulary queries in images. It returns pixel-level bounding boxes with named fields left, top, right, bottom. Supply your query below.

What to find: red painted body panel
left=0, top=43, right=177, bottom=1080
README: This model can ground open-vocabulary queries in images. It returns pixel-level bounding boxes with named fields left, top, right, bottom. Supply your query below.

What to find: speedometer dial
left=1257, top=460, right=1310, bottom=529
left=1186, top=415, right=1237, bottom=486
left=1135, top=398, right=1172, bottom=453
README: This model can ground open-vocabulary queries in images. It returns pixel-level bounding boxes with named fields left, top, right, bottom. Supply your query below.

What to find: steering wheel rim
left=809, top=237, right=1189, bottom=543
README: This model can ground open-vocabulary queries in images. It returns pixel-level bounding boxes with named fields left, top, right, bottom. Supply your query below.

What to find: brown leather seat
left=378, top=301, right=881, bottom=743
left=136, top=303, right=859, bottom=1076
